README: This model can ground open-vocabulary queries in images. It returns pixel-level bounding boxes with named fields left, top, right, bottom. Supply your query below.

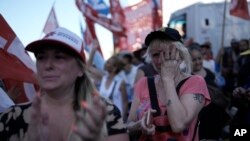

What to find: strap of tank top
left=108, top=81, right=117, bottom=100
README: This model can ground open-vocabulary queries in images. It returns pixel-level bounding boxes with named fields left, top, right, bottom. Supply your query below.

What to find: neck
left=108, top=73, right=116, bottom=80
left=192, top=68, right=206, bottom=78
left=41, top=86, right=75, bottom=107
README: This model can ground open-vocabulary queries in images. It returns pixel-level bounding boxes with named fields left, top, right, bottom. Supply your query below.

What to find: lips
left=42, top=75, right=59, bottom=81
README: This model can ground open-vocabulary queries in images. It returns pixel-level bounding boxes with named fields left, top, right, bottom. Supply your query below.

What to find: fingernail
left=81, top=101, right=88, bottom=108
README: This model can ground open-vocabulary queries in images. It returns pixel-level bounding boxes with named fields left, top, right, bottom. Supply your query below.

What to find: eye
left=55, top=52, right=69, bottom=59
left=192, top=57, right=202, bottom=61
left=36, top=53, right=45, bottom=61
left=152, top=52, right=160, bottom=58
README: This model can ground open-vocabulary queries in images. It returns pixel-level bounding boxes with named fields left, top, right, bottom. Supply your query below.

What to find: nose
left=44, top=58, right=54, bottom=70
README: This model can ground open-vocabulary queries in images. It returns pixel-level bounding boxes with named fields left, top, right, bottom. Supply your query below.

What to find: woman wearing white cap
left=0, top=27, right=129, bottom=141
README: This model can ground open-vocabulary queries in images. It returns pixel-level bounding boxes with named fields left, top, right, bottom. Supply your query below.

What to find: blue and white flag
left=87, top=0, right=110, bottom=15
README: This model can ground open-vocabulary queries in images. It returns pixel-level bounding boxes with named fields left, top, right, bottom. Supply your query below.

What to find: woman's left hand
left=72, top=96, right=107, bottom=141
left=160, top=44, right=181, bottom=80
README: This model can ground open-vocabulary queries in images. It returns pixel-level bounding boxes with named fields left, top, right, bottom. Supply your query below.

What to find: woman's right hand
left=140, top=109, right=156, bottom=135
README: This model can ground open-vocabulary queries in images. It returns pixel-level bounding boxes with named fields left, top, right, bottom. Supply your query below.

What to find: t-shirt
left=134, top=75, right=210, bottom=141
left=0, top=99, right=127, bottom=140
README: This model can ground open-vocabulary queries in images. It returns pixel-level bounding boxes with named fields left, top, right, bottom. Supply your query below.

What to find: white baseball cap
left=26, top=27, right=86, bottom=63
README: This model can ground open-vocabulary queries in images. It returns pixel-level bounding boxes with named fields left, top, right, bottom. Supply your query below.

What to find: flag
left=0, top=14, right=38, bottom=103
left=152, top=0, right=163, bottom=30
left=80, top=20, right=105, bottom=70
left=43, top=5, right=59, bottom=34
left=76, top=0, right=126, bottom=36
left=230, top=0, right=250, bottom=20
left=87, top=0, right=109, bottom=15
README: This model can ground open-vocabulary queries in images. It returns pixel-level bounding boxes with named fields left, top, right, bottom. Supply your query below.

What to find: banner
left=230, top=0, right=250, bottom=20
left=43, top=5, right=59, bottom=34
left=77, top=0, right=162, bottom=51
left=152, top=0, right=163, bottom=30
left=0, top=14, right=37, bottom=103
left=124, top=0, right=162, bottom=51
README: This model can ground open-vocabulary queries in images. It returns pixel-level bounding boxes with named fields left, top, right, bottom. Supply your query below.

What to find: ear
left=77, top=69, right=84, bottom=77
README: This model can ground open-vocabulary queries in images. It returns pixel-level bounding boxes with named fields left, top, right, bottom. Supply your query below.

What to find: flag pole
left=221, top=0, right=227, bottom=49
left=219, top=0, right=227, bottom=73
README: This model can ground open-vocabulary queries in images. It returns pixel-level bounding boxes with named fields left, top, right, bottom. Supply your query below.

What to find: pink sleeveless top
left=134, top=75, right=211, bottom=141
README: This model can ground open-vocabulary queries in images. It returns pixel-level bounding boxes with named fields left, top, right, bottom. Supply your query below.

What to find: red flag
left=76, top=0, right=126, bottom=36
left=0, top=14, right=38, bottom=103
left=43, top=5, right=59, bottom=34
left=230, top=0, right=250, bottom=20
left=152, top=0, right=163, bottom=30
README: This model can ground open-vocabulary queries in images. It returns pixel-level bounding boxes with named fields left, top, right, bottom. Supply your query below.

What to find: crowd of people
left=0, top=26, right=250, bottom=141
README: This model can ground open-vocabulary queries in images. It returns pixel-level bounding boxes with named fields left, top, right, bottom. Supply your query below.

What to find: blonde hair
left=69, top=58, right=107, bottom=140
left=144, top=39, right=192, bottom=74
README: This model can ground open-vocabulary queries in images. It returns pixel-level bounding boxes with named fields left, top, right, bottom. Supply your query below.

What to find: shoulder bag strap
left=147, top=77, right=161, bottom=117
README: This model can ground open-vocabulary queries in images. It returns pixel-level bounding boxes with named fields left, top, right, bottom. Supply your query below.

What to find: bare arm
left=126, top=94, right=156, bottom=135
left=86, top=40, right=99, bottom=67
left=160, top=45, right=205, bottom=133
left=88, top=66, right=105, bottom=82
left=134, top=69, right=145, bottom=84
left=120, top=80, right=128, bottom=120
left=162, top=78, right=204, bottom=132
left=126, top=94, right=141, bottom=132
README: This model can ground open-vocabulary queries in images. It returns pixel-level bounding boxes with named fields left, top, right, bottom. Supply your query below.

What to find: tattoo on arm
left=166, top=99, right=172, bottom=106
left=193, top=94, right=205, bottom=104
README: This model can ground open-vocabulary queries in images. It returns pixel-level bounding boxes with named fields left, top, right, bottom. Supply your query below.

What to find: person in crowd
left=134, top=46, right=158, bottom=84
left=233, top=87, right=250, bottom=102
left=0, top=27, right=129, bottom=141
left=215, top=39, right=240, bottom=96
left=134, top=62, right=158, bottom=84
left=232, top=86, right=250, bottom=126
left=85, top=43, right=128, bottom=121
left=99, top=55, right=129, bottom=121
left=200, top=42, right=216, bottom=73
left=188, top=44, right=229, bottom=140
left=132, top=44, right=148, bottom=67
left=120, top=53, right=138, bottom=108
left=126, top=27, right=210, bottom=141
left=237, top=39, right=250, bottom=87
left=230, top=39, right=250, bottom=130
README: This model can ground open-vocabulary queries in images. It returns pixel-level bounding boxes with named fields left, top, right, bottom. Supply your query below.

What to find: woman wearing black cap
left=126, top=27, right=210, bottom=141
left=0, top=27, right=129, bottom=141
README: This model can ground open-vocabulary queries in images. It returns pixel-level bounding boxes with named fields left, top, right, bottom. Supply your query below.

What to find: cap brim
left=25, top=39, right=85, bottom=62
left=26, top=39, right=73, bottom=53
left=145, top=31, right=182, bottom=46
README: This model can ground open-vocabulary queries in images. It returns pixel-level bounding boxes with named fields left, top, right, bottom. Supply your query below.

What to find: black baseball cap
left=145, top=27, right=183, bottom=46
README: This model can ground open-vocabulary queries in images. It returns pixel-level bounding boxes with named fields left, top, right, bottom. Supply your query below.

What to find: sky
left=0, top=0, right=226, bottom=60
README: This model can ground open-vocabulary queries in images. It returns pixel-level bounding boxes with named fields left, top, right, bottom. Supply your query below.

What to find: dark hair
left=123, top=53, right=133, bottom=63
left=188, top=43, right=202, bottom=53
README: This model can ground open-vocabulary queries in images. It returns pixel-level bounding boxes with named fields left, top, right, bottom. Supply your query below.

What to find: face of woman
left=36, top=48, right=83, bottom=91
left=149, top=43, right=176, bottom=72
left=190, top=50, right=203, bottom=72
left=104, top=58, right=114, bottom=73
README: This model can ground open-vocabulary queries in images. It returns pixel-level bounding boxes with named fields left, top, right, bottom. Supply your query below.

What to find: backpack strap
left=147, top=77, right=161, bottom=117
left=176, top=77, right=190, bottom=94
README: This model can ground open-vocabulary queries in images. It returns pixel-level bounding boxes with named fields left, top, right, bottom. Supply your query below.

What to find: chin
left=40, top=83, right=59, bottom=91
